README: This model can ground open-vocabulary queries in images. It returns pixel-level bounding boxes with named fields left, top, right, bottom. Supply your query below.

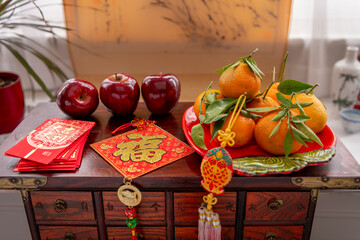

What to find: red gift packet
left=91, top=125, right=195, bottom=179
left=4, top=118, right=95, bottom=172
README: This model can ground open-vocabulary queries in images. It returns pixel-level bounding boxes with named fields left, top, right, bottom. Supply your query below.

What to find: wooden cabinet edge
left=0, top=177, right=47, bottom=190
left=292, top=176, right=360, bottom=189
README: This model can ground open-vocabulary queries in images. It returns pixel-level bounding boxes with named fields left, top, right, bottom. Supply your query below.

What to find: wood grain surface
left=39, top=226, right=98, bottom=240
left=174, top=192, right=237, bottom=225
left=243, top=225, right=303, bottom=240
left=245, top=192, right=309, bottom=221
left=103, top=191, right=165, bottom=222
left=31, top=191, right=95, bottom=221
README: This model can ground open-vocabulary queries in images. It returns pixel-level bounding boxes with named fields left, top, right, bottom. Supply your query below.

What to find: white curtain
left=287, top=0, right=360, bottom=98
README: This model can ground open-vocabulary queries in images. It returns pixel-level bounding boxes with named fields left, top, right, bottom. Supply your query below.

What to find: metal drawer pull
left=54, top=199, right=67, bottom=213
left=268, top=199, right=283, bottom=211
left=64, top=232, right=75, bottom=240
left=266, top=232, right=277, bottom=240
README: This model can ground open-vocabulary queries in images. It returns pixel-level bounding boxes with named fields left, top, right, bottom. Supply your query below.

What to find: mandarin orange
left=292, top=93, right=327, bottom=134
left=219, top=62, right=261, bottom=99
left=254, top=110, right=302, bottom=155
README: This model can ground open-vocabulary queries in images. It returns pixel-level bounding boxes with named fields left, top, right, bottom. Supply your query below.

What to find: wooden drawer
left=103, top=191, right=165, bottom=221
left=174, top=192, right=236, bottom=225
left=175, top=226, right=235, bottom=240
left=107, top=226, right=166, bottom=239
left=31, top=191, right=95, bottom=221
left=39, top=226, right=98, bottom=240
left=243, top=226, right=303, bottom=240
left=245, top=192, right=309, bottom=221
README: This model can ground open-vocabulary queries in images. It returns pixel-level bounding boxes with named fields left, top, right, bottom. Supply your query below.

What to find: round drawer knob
left=64, top=232, right=75, bottom=240
left=54, top=199, right=67, bottom=213
left=266, top=232, right=277, bottom=240
left=268, top=199, right=283, bottom=211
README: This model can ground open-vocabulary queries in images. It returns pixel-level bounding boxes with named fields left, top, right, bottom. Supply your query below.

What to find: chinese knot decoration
left=198, top=95, right=245, bottom=240
left=118, top=179, right=142, bottom=240
left=112, top=117, right=156, bottom=134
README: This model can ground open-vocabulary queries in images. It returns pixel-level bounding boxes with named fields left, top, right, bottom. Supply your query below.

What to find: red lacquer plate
left=182, top=106, right=337, bottom=176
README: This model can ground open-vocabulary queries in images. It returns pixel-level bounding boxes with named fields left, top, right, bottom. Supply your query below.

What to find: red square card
left=91, top=125, right=195, bottom=179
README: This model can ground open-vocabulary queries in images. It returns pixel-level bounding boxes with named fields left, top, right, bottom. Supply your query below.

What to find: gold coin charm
left=117, top=182, right=142, bottom=207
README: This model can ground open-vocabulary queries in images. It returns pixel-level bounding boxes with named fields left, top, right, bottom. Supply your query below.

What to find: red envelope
left=91, top=125, right=195, bottom=180
left=14, top=129, right=91, bottom=172
left=5, top=118, right=95, bottom=165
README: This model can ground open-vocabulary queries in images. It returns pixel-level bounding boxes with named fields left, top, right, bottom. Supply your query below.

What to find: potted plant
left=0, top=0, right=70, bottom=133
left=0, top=72, right=24, bottom=134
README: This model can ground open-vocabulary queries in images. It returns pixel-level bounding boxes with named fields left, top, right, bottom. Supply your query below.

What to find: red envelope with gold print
left=91, top=125, right=195, bottom=180
left=5, top=118, right=95, bottom=165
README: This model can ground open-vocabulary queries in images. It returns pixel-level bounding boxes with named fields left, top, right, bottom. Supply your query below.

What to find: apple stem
left=115, top=73, right=118, bottom=80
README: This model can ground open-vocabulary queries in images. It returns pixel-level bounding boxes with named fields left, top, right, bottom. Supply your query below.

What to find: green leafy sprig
left=190, top=86, right=264, bottom=149
left=215, top=48, right=264, bottom=80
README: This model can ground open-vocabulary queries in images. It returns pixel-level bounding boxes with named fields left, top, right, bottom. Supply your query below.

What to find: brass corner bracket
left=0, top=177, right=47, bottom=190
left=292, top=176, right=360, bottom=189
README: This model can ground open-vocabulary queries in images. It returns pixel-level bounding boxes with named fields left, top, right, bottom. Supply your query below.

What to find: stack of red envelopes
left=5, top=118, right=95, bottom=172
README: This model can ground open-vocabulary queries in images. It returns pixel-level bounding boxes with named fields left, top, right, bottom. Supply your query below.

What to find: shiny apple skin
left=100, top=73, right=140, bottom=116
left=56, top=78, right=99, bottom=118
left=141, top=74, right=181, bottom=115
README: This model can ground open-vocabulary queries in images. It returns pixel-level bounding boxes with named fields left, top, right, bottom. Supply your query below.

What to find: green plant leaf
left=215, top=60, right=241, bottom=73
left=269, top=120, right=282, bottom=138
left=290, top=125, right=311, bottom=142
left=291, top=115, right=311, bottom=123
left=191, top=123, right=207, bottom=150
left=4, top=38, right=68, bottom=82
left=244, top=58, right=264, bottom=80
left=291, top=127, right=308, bottom=147
left=284, top=132, right=293, bottom=157
left=277, top=79, right=314, bottom=95
left=206, top=91, right=217, bottom=104
left=204, top=113, right=228, bottom=124
left=0, top=40, right=56, bottom=101
left=210, top=117, right=226, bottom=141
left=240, top=109, right=262, bottom=119
left=205, top=98, right=237, bottom=120
left=271, top=108, right=288, bottom=121
left=294, top=122, right=323, bottom=147
left=276, top=93, right=293, bottom=107
left=246, top=106, right=280, bottom=113
left=298, top=102, right=313, bottom=108
left=279, top=52, right=288, bottom=82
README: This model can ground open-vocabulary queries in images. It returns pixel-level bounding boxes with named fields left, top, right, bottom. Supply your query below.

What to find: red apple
left=141, top=73, right=181, bottom=115
left=100, top=73, right=140, bottom=116
left=56, top=78, right=99, bottom=118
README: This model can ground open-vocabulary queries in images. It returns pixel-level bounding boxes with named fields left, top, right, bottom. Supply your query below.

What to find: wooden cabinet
left=29, top=190, right=311, bottom=239
left=1, top=103, right=360, bottom=240
left=39, top=226, right=98, bottom=240
left=245, top=192, right=309, bottom=221
left=243, top=226, right=303, bottom=240
left=31, top=191, right=95, bottom=222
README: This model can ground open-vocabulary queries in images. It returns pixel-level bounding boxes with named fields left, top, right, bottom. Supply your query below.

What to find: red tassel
left=112, top=123, right=132, bottom=135
left=131, top=236, right=137, bottom=240
left=112, top=117, right=156, bottom=135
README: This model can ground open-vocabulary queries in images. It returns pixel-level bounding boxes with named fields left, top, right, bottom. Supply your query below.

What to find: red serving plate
left=182, top=106, right=337, bottom=176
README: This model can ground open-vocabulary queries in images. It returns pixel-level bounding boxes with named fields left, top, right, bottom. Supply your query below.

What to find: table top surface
left=1, top=102, right=359, bottom=191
